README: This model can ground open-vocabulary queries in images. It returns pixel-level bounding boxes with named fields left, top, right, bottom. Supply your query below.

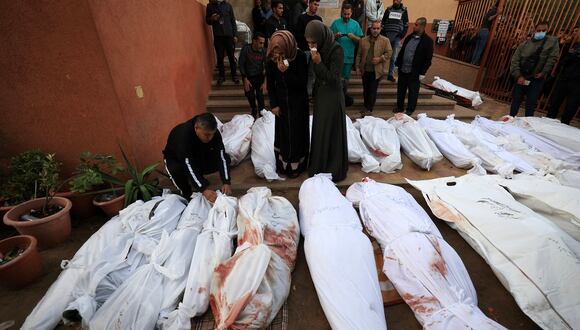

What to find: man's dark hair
left=309, top=0, right=320, bottom=3
left=272, top=0, right=283, bottom=8
left=536, top=20, right=549, bottom=28
left=342, top=3, right=352, bottom=10
left=417, top=17, right=427, bottom=26
left=195, top=113, right=218, bottom=131
left=253, top=32, right=266, bottom=40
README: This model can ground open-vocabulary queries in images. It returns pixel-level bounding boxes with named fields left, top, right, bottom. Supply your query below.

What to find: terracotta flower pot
left=0, top=235, right=44, bottom=289
left=93, top=194, right=125, bottom=218
left=3, top=197, right=72, bottom=249
left=56, top=191, right=99, bottom=219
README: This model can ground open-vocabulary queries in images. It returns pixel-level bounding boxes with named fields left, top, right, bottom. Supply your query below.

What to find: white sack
left=211, top=187, right=299, bottom=329
left=354, top=116, right=402, bottom=173
left=510, top=116, right=580, bottom=152
left=432, top=76, right=484, bottom=107
left=251, top=110, right=283, bottom=181
left=64, top=195, right=186, bottom=327
left=408, top=175, right=580, bottom=330
left=417, top=114, right=486, bottom=174
left=22, top=216, right=125, bottom=330
left=346, top=115, right=380, bottom=173
left=496, top=175, right=580, bottom=241
left=159, top=194, right=238, bottom=330
left=555, top=169, right=580, bottom=189
left=299, top=174, right=387, bottom=330
left=346, top=179, right=505, bottom=330
left=473, top=116, right=580, bottom=167
left=220, top=114, right=254, bottom=166
left=388, top=113, right=443, bottom=170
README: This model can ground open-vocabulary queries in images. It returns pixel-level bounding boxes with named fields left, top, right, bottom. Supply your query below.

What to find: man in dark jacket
left=381, top=0, right=409, bottom=82
left=509, top=21, right=559, bottom=117
left=395, top=17, right=433, bottom=115
left=239, top=33, right=267, bottom=118
left=547, top=42, right=579, bottom=125
left=206, top=0, right=240, bottom=86
left=163, top=113, right=232, bottom=202
left=252, top=0, right=271, bottom=35
left=265, top=0, right=288, bottom=39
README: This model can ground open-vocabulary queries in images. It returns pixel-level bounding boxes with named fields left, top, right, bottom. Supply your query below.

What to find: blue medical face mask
left=534, top=32, right=546, bottom=40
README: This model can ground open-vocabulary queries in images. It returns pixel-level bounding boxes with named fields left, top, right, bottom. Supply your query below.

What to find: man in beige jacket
left=357, top=20, right=393, bottom=116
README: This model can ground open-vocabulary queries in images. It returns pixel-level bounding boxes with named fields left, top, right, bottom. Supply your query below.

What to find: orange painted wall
left=0, top=0, right=213, bottom=176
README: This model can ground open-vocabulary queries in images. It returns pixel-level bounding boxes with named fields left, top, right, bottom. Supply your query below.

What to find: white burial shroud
left=494, top=175, right=580, bottom=241
left=417, top=114, right=485, bottom=175
left=472, top=116, right=580, bottom=168
left=251, top=110, right=283, bottom=181
left=408, top=174, right=580, bottom=330
left=346, top=179, right=505, bottom=330
left=432, top=76, right=483, bottom=107
left=89, top=193, right=211, bottom=329
left=510, top=116, right=580, bottom=153
left=298, top=174, right=387, bottom=330
left=210, top=187, right=299, bottom=329
left=387, top=113, right=443, bottom=171
left=354, top=116, right=402, bottom=173
left=64, top=195, right=186, bottom=328
left=346, top=115, right=380, bottom=173
left=220, top=114, right=255, bottom=166
left=159, top=193, right=238, bottom=330
left=22, top=215, right=125, bottom=330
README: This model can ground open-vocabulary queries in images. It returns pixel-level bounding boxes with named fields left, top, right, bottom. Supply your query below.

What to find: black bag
left=520, top=38, right=547, bottom=78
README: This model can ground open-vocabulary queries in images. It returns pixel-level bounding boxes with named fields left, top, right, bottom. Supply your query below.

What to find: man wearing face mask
left=547, top=37, right=580, bottom=125
left=509, top=21, right=559, bottom=117
left=381, top=0, right=409, bottom=82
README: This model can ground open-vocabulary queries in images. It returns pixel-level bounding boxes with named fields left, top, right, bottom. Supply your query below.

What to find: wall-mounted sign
left=432, top=19, right=454, bottom=45
left=432, top=19, right=455, bottom=33
left=319, top=0, right=339, bottom=8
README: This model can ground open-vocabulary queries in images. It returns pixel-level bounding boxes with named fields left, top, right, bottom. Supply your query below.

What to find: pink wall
left=0, top=0, right=213, bottom=176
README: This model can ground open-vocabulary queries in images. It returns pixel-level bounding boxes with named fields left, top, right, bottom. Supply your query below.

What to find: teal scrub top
left=330, top=18, right=364, bottom=64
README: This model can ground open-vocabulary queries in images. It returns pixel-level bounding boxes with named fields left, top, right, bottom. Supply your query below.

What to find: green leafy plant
left=69, top=152, right=124, bottom=194
left=0, top=150, right=49, bottom=206
left=118, top=146, right=160, bottom=207
left=36, top=153, right=62, bottom=216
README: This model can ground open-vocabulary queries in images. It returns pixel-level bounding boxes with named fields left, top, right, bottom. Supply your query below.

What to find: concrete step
left=207, top=95, right=456, bottom=112
left=211, top=78, right=398, bottom=89
left=211, top=105, right=483, bottom=122
left=209, top=87, right=435, bottom=99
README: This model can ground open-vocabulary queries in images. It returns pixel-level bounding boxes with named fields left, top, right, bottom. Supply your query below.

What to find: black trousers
left=547, top=78, right=580, bottom=125
left=164, top=157, right=224, bottom=199
left=245, top=74, right=265, bottom=117
left=214, top=36, right=237, bottom=80
left=509, top=78, right=545, bottom=117
left=362, top=71, right=380, bottom=112
left=397, top=71, right=420, bottom=114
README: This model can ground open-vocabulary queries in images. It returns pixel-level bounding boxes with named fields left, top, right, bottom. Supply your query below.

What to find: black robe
left=309, top=43, right=349, bottom=182
left=266, top=50, right=310, bottom=176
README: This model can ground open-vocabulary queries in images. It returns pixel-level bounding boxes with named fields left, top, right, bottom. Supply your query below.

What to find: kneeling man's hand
left=202, top=189, right=218, bottom=203
left=221, top=184, right=232, bottom=196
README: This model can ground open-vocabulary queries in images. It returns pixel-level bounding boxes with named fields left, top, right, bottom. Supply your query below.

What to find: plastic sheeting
left=160, top=194, right=238, bottom=330
left=252, top=110, right=283, bottom=181
left=299, top=174, right=387, bottom=330
left=509, top=116, right=580, bottom=152
left=64, top=195, right=186, bottom=327
left=220, top=114, right=255, bottom=166
left=388, top=113, right=443, bottom=170
left=417, top=114, right=486, bottom=175
left=432, top=76, right=483, bottom=107
left=408, top=174, right=580, bottom=330
left=473, top=116, right=580, bottom=168
left=22, top=216, right=125, bottom=330
left=210, top=187, right=299, bottom=329
left=346, top=115, right=380, bottom=173
left=346, top=179, right=505, bottom=330
left=354, top=116, right=402, bottom=173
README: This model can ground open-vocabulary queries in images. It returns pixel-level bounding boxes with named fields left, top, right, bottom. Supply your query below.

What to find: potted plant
left=62, top=152, right=125, bottom=219
left=3, top=153, right=72, bottom=249
left=0, top=235, right=43, bottom=289
left=91, top=146, right=160, bottom=217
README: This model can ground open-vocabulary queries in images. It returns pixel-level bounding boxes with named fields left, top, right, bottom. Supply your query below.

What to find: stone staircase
left=207, top=67, right=487, bottom=122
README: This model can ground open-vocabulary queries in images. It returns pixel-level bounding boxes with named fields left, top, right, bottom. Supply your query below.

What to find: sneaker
left=217, top=77, right=225, bottom=86
left=387, top=76, right=396, bottom=82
